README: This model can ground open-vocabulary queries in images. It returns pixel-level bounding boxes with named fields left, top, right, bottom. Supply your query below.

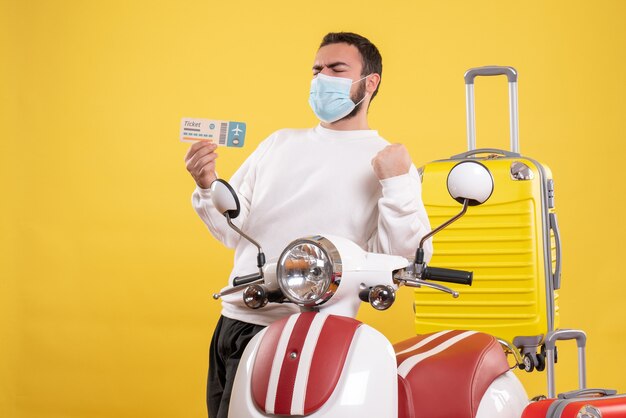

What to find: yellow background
left=2, top=0, right=625, bottom=417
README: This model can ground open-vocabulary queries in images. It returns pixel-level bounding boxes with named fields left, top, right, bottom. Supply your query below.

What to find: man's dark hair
left=319, top=32, right=383, bottom=101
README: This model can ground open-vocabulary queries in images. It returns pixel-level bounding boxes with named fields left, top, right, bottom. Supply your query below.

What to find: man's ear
left=366, top=73, right=381, bottom=94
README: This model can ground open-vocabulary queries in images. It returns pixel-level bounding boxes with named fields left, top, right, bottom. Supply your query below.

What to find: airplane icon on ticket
left=232, top=125, right=244, bottom=136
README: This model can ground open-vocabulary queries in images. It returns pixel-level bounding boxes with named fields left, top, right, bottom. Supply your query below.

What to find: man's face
left=312, top=42, right=367, bottom=107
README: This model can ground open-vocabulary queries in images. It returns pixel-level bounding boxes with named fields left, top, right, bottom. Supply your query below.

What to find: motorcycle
left=209, top=161, right=551, bottom=418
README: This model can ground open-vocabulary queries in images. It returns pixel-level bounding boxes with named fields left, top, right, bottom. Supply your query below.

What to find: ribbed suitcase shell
left=521, top=394, right=626, bottom=417
left=415, top=155, right=560, bottom=343
left=415, top=66, right=561, bottom=344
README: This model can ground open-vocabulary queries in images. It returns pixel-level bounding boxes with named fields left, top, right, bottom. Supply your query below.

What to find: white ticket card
left=180, top=118, right=246, bottom=147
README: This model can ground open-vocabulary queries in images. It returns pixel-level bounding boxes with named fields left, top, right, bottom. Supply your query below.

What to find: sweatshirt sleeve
left=191, top=134, right=275, bottom=248
left=367, top=165, right=433, bottom=262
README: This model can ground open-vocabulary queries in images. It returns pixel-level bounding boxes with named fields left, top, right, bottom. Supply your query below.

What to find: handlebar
left=233, top=273, right=263, bottom=287
left=422, top=266, right=473, bottom=286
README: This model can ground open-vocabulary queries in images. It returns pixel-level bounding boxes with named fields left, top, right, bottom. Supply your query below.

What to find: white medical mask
left=308, top=73, right=370, bottom=123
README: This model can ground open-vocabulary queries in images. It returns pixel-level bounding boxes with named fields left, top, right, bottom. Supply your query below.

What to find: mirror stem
left=225, top=213, right=266, bottom=270
left=415, top=199, right=469, bottom=264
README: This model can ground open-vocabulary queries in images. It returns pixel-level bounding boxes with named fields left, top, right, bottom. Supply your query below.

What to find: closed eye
left=312, top=61, right=350, bottom=76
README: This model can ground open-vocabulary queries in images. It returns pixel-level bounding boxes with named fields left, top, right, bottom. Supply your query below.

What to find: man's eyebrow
left=312, top=61, right=351, bottom=71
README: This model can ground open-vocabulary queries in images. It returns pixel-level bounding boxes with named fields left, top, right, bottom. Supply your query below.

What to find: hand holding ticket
left=180, top=117, right=246, bottom=147
left=184, top=140, right=218, bottom=189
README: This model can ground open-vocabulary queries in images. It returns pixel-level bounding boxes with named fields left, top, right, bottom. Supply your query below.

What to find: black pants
left=207, top=315, right=265, bottom=418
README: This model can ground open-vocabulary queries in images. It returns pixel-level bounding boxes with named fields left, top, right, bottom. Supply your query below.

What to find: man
left=184, top=32, right=433, bottom=418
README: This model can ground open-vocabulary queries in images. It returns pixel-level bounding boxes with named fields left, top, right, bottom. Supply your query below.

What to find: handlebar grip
left=423, top=267, right=473, bottom=286
left=232, top=273, right=262, bottom=287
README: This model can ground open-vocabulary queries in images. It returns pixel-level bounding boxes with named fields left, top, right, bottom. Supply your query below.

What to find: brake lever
left=398, top=277, right=459, bottom=298
left=212, top=278, right=264, bottom=300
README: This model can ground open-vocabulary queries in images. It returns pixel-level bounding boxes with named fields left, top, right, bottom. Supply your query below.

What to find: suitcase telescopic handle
left=544, top=329, right=587, bottom=398
left=464, top=66, right=520, bottom=154
left=464, top=66, right=518, bottom=84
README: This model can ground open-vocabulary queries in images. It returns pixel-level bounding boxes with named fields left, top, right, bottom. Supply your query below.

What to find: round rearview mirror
left=210, top=179, right=241, bottom=219
left=447, top=161, right=494, bottom=206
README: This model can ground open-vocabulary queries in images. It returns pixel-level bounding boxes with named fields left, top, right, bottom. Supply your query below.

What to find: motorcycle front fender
left=229, top=320, right=397, bottom=418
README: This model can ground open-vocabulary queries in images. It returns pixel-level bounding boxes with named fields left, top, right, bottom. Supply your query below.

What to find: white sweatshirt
left=193, top=124, right=433, bottom=326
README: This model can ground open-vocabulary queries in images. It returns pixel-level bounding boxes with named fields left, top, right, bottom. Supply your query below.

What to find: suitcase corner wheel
left=520, top=345, right=559, bottom=373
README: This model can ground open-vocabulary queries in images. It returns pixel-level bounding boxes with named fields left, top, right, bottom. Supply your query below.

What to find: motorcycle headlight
left=277, top=236, right=342, bottom=306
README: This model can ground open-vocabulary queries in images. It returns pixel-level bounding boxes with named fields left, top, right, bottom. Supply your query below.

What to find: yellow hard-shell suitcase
left=416, top=67, right=562, bottom=365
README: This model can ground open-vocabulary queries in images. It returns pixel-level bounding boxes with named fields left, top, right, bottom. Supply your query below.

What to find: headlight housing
left=277, top=236, right=342, bottom=306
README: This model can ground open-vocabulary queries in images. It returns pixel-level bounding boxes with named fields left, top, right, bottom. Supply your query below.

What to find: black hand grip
left=232, top=273, right=262, bottom=287
left=423, top=267, right=473, bottom=286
